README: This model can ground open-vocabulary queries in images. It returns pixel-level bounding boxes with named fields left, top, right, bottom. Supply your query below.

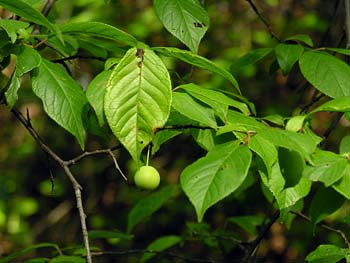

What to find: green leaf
left=0, top=0, right=62, bottom=42
left=60, top=22, right=138, bottom=47
left=309, top=186, right=345, bottom=226
left=278, top=148, right=305, bottom=187
left=227, top=215, right=264, bottom=235
left=339, top=135, right=350, bottom=154
left=172, top=92, right=217, bottom=129
left=153, top=0, right=209, bottom=53
left=324, top=47, right=350, bottom=56
left=333, top=165, right=350, bottom=199
left=310, top=97, right=350, bottom=114
left=5, top=45, right=42, bottom=108
left=104, top=47, right=172, bottom=161
left=285, top=115, right=306, bottom=132
left=0, top=243, right=59, bottom=263
left=49, top=256, right=85, bottom=263
left=0, top=20, right=29, bottom=43
left=31, top=59, right=87, bottom=148
left=140, top=235, right=182, bottom=263
left=88, top=230, right=133, bottom=241
left=179, top=83, right=250, bottom=117
left=180, top=141, right=252, bottom=222
left=277, top=177, right=312, bottom=209
left=285, top=34, right=314, bottom=46
left=304, top=150, right=348, bottom=186
left=230, top=48, right=273, bottom=73
left=275, top=44, right=304, bottom=75
left=153, top=46, right=240, bottom=93
left=127, top=185, right=176, bottom=233
left=86, top=70, right=112, bottom=126
left=306, top=244, right=347, bottom=263
left=299, top=51, right=350, bottom=98
left=152, top=130, right=182, bottom=155
left=191, top=129, right=215, bottom=151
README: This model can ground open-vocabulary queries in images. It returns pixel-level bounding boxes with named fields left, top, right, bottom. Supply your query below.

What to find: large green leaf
left=153, top=0, right=209, bottom=53
left=31, top=59, right=87, bottom=148
left=180, top=141, right=252, bottom=221
left=230, top=48, right=273, bottom=74
left=141, top=235, right=182, bottom=263
left=104, top=47, right=172, bottom=161
left=153, top=47, right=240, bottom=93
left=172, top=92, right=217, bottom=129
left=304, top=150, right=348, bottom=186
left=299, top=51, right=350, bottom=98
left=50, top=256, right=85, bottom=263
left=127, top=185, right=176, bottom=233
left=0, top=0, right=62, bottom=42
left=310, top=97, right=350, bottom=114
left=0, top=20, right=29, bottom=43
left=86, top=70, right=112, bottom=126
left=275, top=43, right=304, bottom=75
left=60, top=22, right=138, bottom=47
left=306, top=244, right=347, bottom=263
left=5, top=45, right=41, bottom=108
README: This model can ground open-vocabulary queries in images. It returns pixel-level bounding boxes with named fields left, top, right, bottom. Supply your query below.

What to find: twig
left=291, top=210, right=350, bottom=248
left=321, top=112, right=344, bottom=148
left=243, top=210, right=280, bottom=262
left=92, top=249, right=217, bottom=263
left=10, top=107, right=93, bottom=263
left=41, top=0, right=55, bottom=17
left=245, top=0, right=281, bottom=42
left=64, top=147, right=126, bottom=180
left=156, top=125, right=213, bottom=132
left=51, top=55, right=106, bottom=63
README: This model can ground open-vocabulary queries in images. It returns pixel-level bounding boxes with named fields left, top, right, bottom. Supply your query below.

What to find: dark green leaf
left=152, top=130, right=182, bottom=155
left=230, top=48, right=273, bottom=73
left=86, top=70, right=112, bottom=126
left=154, top=0, right=209, bottom=53
left=141, top=235, right=182, bottom=263
left=0, top=243, right=59, bottom=263
left=153, top=46, right=240, bottom=93
left=333, top=165, right=350, bottom=199
left=88, top=230, right=133, bottom=241
left=127, top=185, right=176, bottom=233
left=299, top=51, right=350, bottom=98
left=309, top=186, right=345, bottom=226
left=60, top=22, right=138, bottom=47
left=285, top=34, right=313, bottom=46
left=31, top=59, right=87, bottom=148
left=310, top=97, right=350, bottom=114
left=228, top=215, right=264, bottom=235
left=181, top=141, right=252, bottom=221
left=275, top=43, right=304, bottom=75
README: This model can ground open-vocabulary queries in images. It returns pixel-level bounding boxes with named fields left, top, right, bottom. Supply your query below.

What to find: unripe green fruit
left=134, top=166, right=160, bottom=190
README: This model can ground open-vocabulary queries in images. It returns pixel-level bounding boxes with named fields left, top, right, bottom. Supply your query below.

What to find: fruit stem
left=146, top=144, right=150, bottom=166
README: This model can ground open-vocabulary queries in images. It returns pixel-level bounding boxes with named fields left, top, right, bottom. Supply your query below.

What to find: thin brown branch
left=51, top=55, right=106, bottom=63
left=41, top=0, right=55, bottom=17
left=245, top=0, right=281, bottom=42
left=291, top=210, right=350, bottom=248
left=156, top=125, right=213, bottom=132
left=10, top=107, right=93, bottom=263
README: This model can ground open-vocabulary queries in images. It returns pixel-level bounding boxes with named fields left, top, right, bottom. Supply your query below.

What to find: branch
left=291, top=210, right=350, bottom=248
left=156, top=125, right=213, bottom=132
left=321, top=112, right=344, bottom=148
left=245, top=0, right=281, bottom=42
left=92, top=249, right=217, bottom=263
left=41, top=0, right=55, bottom=17
left=51, top=55, right=106, bottom=63
left=243, top=210, right=280, bottom=262
left=10, top=107, right=93, bottom=263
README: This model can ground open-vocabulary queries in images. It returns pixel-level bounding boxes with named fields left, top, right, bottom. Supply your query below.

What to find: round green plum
left=134, top=166, right=160, bottom=190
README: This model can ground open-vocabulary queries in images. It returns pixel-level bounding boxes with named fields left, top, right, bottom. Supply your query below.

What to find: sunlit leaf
left=104, top=47, right=172, bottom=161
left=275, top=43, right=304, bottom=75
left=306, top=244, right=347, bottom=263
left=31, top=59, right=87, bottom=148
